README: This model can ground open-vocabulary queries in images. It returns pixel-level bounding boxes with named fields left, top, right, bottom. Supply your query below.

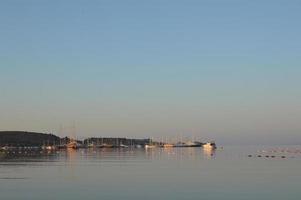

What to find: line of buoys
left=248, top=155, right=289, bottom=159
left=260, top=148, right=301, bottom=154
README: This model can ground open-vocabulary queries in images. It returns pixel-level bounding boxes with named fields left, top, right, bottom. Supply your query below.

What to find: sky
left=0, top=0, right=301, bottom=144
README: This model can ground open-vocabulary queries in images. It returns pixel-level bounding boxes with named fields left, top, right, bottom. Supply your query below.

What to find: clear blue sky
left=0, top=0, right=300, bottom=144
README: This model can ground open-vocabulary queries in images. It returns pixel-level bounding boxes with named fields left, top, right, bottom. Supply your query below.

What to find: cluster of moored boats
left=144, top=142, right=216, bottom=149
left=0, top=141, right=217, bottom=151
left=55, top=139, right=217, bottom=150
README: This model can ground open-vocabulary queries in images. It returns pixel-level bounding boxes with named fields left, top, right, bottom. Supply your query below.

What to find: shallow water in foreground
left=1, top=146, right=301, bottom=200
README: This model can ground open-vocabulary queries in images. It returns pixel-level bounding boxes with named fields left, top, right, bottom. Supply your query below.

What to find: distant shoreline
left=0, top=131, right=215, bottom=150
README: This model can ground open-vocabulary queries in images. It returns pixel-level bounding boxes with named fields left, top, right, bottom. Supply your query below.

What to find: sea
left=1, top=145, right=301, bottom=200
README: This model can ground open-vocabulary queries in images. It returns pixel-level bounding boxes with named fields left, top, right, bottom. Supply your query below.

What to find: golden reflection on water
left=145, top=147, right=213, bottom=161
left=66, top=148, right=77, bottom=161
left=203, top=147, right=216, bottom=158
left=65, top=148, right=77, bottom=180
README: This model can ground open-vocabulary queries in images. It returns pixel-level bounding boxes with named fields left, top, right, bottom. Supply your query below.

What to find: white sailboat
left=203, top=142, right=216, bottom=150
left=145, top=138, right=156, bottom=149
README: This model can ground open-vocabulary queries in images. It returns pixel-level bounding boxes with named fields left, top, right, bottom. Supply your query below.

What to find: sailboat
left=145, top=144, right=156, bottom=149
left=145, top=138, right=156, bottom=149
left=119, top=143, right=129, bottom=148
left=66, top=141, right=78, bottom=149
left=203, top=142, right=217, bottom=150
left=163, top=143, right=174, bottom=148
left=66, top=137, right=78, bottom=149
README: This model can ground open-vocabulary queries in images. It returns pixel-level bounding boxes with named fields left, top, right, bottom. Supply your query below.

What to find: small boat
left=87, top=143, right=96, bottom=148
left=145, top=144, right=156, bottom=149
left=42, top=145, right=57, bottom=150
left=99, top=144, right=113, bottom=148
left=185, top=141, right=203, bottom=147
left=163, top=144, right=174, bottom=148
left=203, top=142, right=217, bottom=150
left=1, top=146, right=9, bottom=151
left=119, top=144, right=129, bottom=148
left=174, top=142, right=187, bottom=147
left=145, top=138, right=156, bottom=149
left=66, top=141, right=78, bottom=149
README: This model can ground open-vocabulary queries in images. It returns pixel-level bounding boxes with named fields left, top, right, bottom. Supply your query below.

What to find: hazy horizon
left=1, top=0, right=301, bottom=145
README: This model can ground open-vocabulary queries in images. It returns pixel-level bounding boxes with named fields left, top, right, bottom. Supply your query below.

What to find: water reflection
left=66, top=148, right=77, bottom=162
left=203, top=147, right=216, bottom=158
left=0, top=150, right=60, bottom=163
left=0, top=147, right=219, bottom=164
left=65, top=148, right=77, bottom=180
left=2, top=146, right=301, bottom=200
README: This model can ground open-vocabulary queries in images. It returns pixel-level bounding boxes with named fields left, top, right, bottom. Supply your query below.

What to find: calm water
left=1, top=146, right=301, bottom=200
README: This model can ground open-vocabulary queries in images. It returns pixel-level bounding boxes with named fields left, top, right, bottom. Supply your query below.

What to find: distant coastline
left=0, top=131, right=150, bottom=148
left=0, top=131, right=216, bottom=150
